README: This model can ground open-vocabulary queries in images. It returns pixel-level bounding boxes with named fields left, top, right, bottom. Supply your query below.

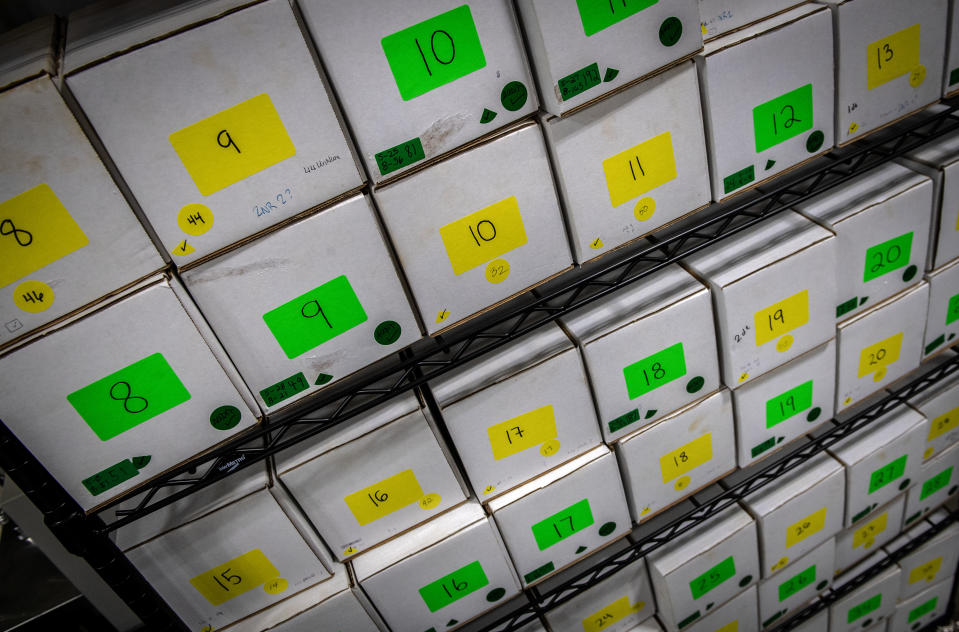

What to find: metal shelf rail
left=0, top=101, right=957, bottom=631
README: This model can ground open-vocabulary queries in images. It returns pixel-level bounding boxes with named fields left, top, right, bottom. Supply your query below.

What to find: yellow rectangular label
left=189, top=549, right=279, bottom=606
left=754, top=290, right=809, bottom=346
left=169, top=93, right=296, bottom=196
left=660, top=433, right=712, bottom=483
left=853, top=511, right=888, bottom=548
left=344, top=469, right=424, bottom=526
left=715, top=622, right=738, bottom=632
left=867, top=24, right=921, bottom=91
left=582, top=595, right=642, bottom=632
left=909, top=556, right=942, bottom=584
left=857, top=332, right=903, bottom=378
left=785, top=506, right=826, bottom=548
left=602, top=131, right=678, bottom=207
left=487, top=405, right=557, bottom=460
left=439, top=196, right=527, bottom=275
left=0, top=184, right=88, bottom=287
left=929, top=405, right=959, bottom=441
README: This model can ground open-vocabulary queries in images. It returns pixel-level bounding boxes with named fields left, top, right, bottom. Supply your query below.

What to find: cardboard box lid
left=683, top=211, right=832, bottom=289
left=487, top=444, right=610, bottom=512
left=793, top=163, right=930, bottom=225
left=559, top=264, right=704, bottom=345
left=836, top=281, right=929, bottom=332
left=351, top=501, right=486, bottom=582
left=741, top=452, right=844, bottom=516
left=647, top=501, right=753, bottom=574
left=222, top=566, right=351, bottom=631
left=701, top=3, right=828, bottom=56
left=63, top=0, right=255, bottom=74
left=273, top=393, right=420, bottom=475
left=829, top=405, right=925, bottom=466
left=0, top=16, right=57, bottom=89
left=906, top=129, right=959, bottom=168
left=431, top=323, right=572, bottom=407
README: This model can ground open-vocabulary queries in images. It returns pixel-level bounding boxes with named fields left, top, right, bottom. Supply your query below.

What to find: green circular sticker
left=486, top=587, right=506, bottom=602
left=210, top=405, right=241, bottom=431
left=806, top=130, right=825, bottom=153
left=374, top=320, right=402, bottom=345
left=806, top=407, right=821, bottom=422
left=598, top=521, right=617, bottom=537
left=501, top=81, right=528, bottom=112
left=686, top=376, right=705, bottom=393
left=659, top=17, right=683, bottom=47
left=739, top=575, right=752, bottom=587
left=903, top=264, right=918, bottom=282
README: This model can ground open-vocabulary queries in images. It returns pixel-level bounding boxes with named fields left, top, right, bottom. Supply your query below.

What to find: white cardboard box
left=683, top=211, right=837, bottom=388
left=617, top=389, right=736, bottom=524
left=834, top=494, right=905, bottom=576
left=898, top=129, right=959, bottom=269
left=680, top=585, right=758, bottom=632
left=516, top=0, right=701, bottom=116
left=823, top=0, right=948, bottom=145
left=904, top=365, right=959, bottom=461
left=124, top=485, right=332, bottom=631
left=730, top=340, right=836, bottom=467
left=902, top=441, right=959, bottom=527
left=887, top=512, right=959, bottom=600
left=779, top=608, right=829, bottom=632
left=0, top=39, right=163, bottom=347
left=698, top=1, right=806, bottom=40
left=298, top=0, right=537, bottom=183
left=560, top=264, right=721, bottom=443
left=757, top=538, right=835, bottom=629
left=430, top=323, right=601, bottom=502
left=835, top=283, right=929, bottom=412
left=539, top=539, right=656, bottom=632
left=791, top=163, right=932, bottom=322
left=828, top=551, right=900, bottom=632
left=275, top=395, right=467, bottom=561
left=488, top=445, right=632, bottom=587
left=541, top=61, right=710, bottom=263
left=63, top=0, right=363, bottom=265
left=644, top=500, right=760, bottom=631
left=890, top=579, right=953, bottom=631
left=353, top=502, right=521, bottom=632
left=180, top=193, right=421, bottom=413
left=829, top=405, right=927, bottom=526
left=946, top=0, right=959, bottom=95
left=373, top=122, right=571, bottom=335
left=922, top=258, right=959, bottom=359
left=696, top=5, right=834, bottom=200
left=0, top=274, right=259, bottom=511
left=729, top=452, right=845, bottom=578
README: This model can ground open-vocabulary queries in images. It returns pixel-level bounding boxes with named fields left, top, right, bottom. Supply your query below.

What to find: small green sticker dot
left=807, top=407, right=822, bottom=422
left=210, top=405, right=241, bottom=431
left=903, top=265, right=918, bottom=282
left=659, top=17, right=682, bottom=46
left=486, top=587, right=506, bottom=602
left=576, top=545, right=588, bottom=554
left=740, top=575, right=753, bottom=587
left=314, top=373, right=333, bottom=386
left=374, top=320, right=402, bottom=345
left=776, top=436, right=784, bottom=444
left=950, top=333, right=956, bottom=341
left=480, top=108, right=497, bottom=124
left=603, top=67, right=619, bottom=82
left=899, top=478, right=911, bottom=490
left=645, top=409, right=658, bottom=419
left=131, top=455, right=151, bottom=470
left=501, top=81, right=527, bottom=112
left=862, top=618, right=872, bottom=628
left=598, top=521, right=616, bottom=537
left=817, top=580, right=829, bottom=590
left=706, top=603, right=714, bottom=611
left=686, top=376, right=705, bottom=393
left=806, top=130, right=825, bottom=153
left=949, top=485, right=958, bottom=495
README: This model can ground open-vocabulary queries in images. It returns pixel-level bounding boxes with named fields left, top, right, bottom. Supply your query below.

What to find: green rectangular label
left=380, top=5, right=486, bottom=101
left=263, top=275, right=367, bottom=359
left=753, top=84, right=813, bottom=153
left=723, top=165, right=755, bottom=194
left=751, top=436, right=776, bottom=458
left=81, top=459, right=139, bottom=497
left=863, top=232, right=913, bottom=282
left=950, top=68, right=959, bottom=86
left=947, top=292, right=959, bottom=325
left=418, top=560, right=489, bottom=612
left=920, top=466, right=953, bottom=500
left=67, top=353, right=191, bottom=441
left=908, top=596, right=938, bottom=623
left=868, top=454, right=907, bottom=494
left=375, top=136, right=426, bottom=176
left=576, top=0, right=658, bottom=36
left=689, top=556, right=735, bottom=600
left=558, top=62, right=601, bottom=101
left=837, top=296, right=859, bottom=319
left=259, top=372, right=309, bottom=407
left=530, top=498, right=594, bottom=551
left=622, top=342, right=687, bottom=400
left=848, top=593, right=881, bottom=623
left=778, top=564, right=816, bottom=602
left=524, top=561, right=555, bottom=584
left=765, top=380, right=813, bottom=428
left=608, top=408, right=640, bottom=433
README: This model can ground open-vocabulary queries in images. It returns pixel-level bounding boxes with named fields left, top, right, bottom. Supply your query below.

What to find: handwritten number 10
left=415, top=30, right=455, bottom=77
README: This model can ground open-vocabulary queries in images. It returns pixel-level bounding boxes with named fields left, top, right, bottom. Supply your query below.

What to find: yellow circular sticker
left=641, top=507, right=651, bottom=516
left=776, top=334, right=793, bottom=353
left=910, top=65, right=927, bottom=88
left=844, top=397, right=853, bottom=406
left=263, top=577, right=288, bottom=595
left=873, top=367, right=887, bottom=382
left=634, top=197, right=656, bottom=222
left=482, top=485, right=496, bottom=495
left=540, top=439, right=561, bottom=457
left=674, top=475, right=691, bottom=491
left=343, top=546, right=359, bottom=556
left=848, top=122, right=859, bottom=135
left=200, top=626, right=214, bottom=632
left=738, top=373, right=750, bottom=383
left=924, top=447, right=935, bottom=460
left=485, top=259, right=510, bottom=284
left=590, top=238, right=604, bottom=250
left=420, top=493, right=442, bottom=510
left=13, top=280, right=53, bottom=313
left=771, top=556, right=789, bottom=572
left=177, top=203, right=214, bottom=235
